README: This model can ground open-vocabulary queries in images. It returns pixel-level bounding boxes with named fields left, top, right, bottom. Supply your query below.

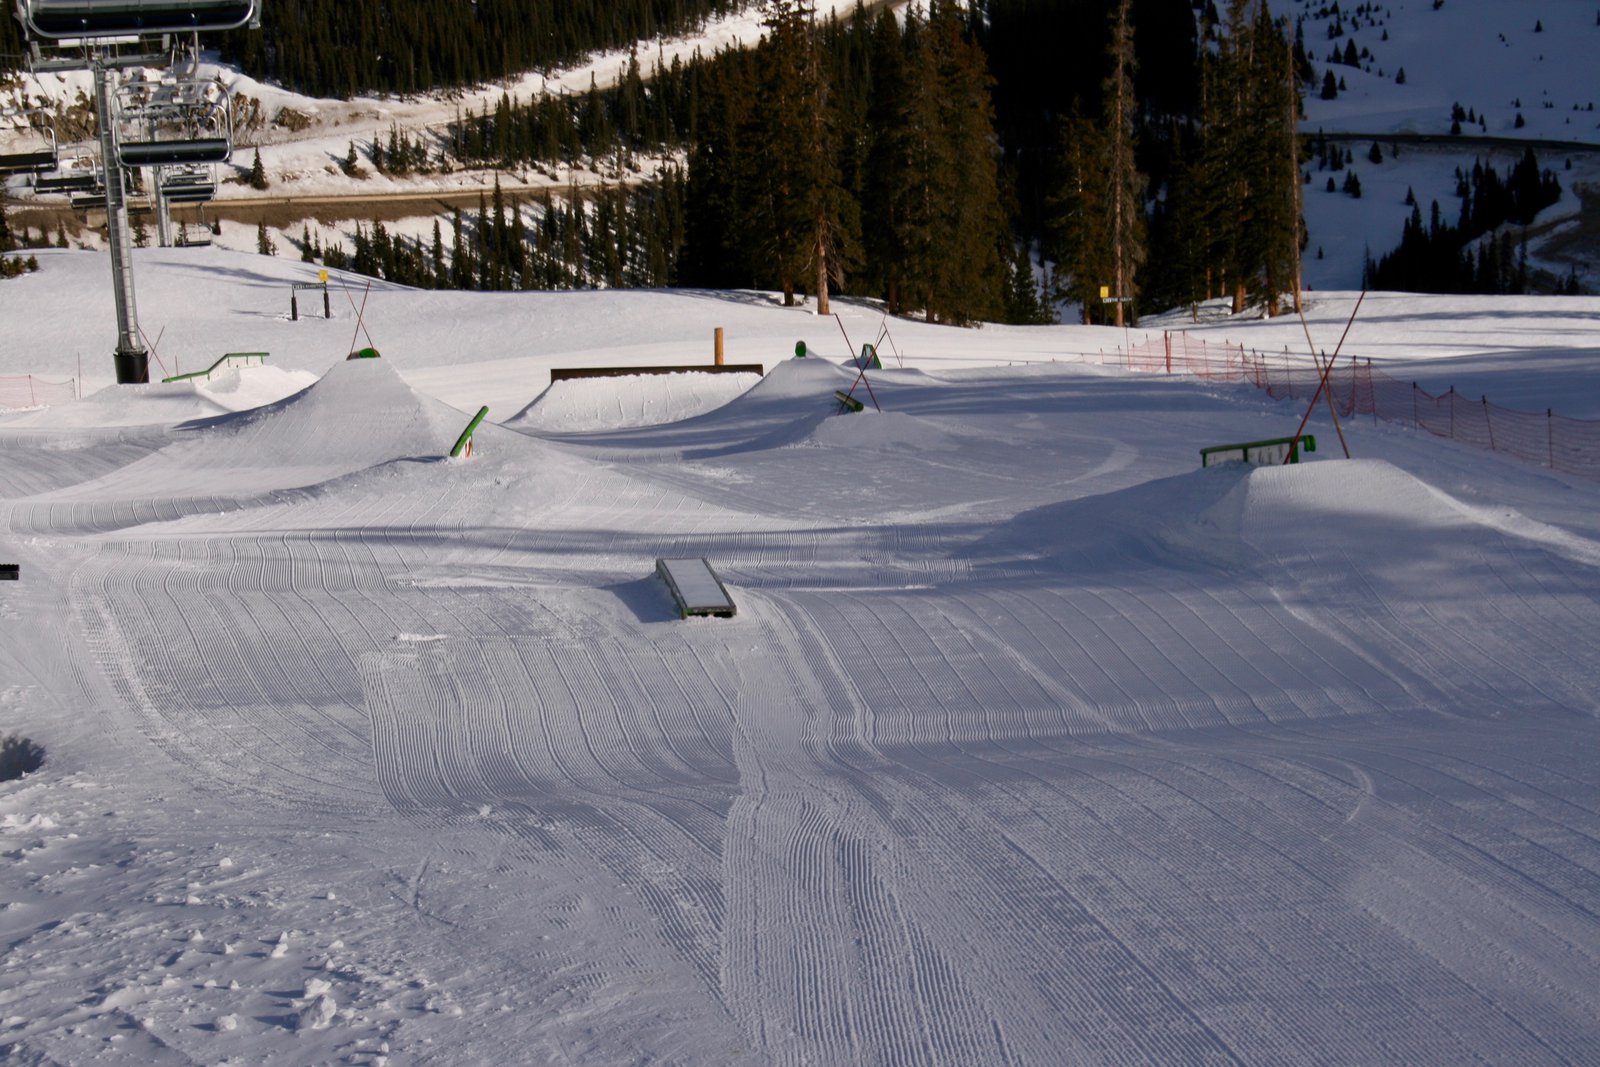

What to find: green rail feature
left=161, top=352, right=269, bottom=383
left=450, top=406, right=490, bottom=458
left=1200, top=434, right=1316, bottom=468
left=833, top=389, right=864, bottom=413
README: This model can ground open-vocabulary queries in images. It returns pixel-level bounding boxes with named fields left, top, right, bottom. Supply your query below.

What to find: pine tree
left=1253, top=1, right=1303, bottom=315
left=860, top=6, right=909, bottom=312
left=1048, top=110, right=1110, bottom=322
left=745, top=0, right=820, bottom=306
left=1195, top=0, right=1301, bottom=315
left=249, top=147, right=268, bottom=190
left=888, top=0, right=1006, bottom=324
left=1003, top=243, right=1052, bottom=324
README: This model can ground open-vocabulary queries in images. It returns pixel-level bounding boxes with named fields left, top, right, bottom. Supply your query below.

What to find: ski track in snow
left=3, top=286, right=1600, bottom=1062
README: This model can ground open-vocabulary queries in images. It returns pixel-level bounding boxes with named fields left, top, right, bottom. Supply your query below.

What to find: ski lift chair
left=115, top=78, right=233, bottom=167
left=157, top=162, right=215, bottom=202
left=0, top=110, right=58, bottom=173
left=17, top=0, right=258, bottom=39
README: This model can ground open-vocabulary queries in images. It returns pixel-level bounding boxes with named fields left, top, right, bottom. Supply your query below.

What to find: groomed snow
left=2, top=247, right=1599, bottom=1064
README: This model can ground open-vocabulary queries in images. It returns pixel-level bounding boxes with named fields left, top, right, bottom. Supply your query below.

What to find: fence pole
left=1548, top=408, right=1555, bottom=469
left=1413, top=383, right=1419, bottom=428
left=29, top=375, right=36, bottom=407
left=1164, top=331, right=1172, bottom=374
left=1448, top=387, right=1455, bottom=438
left=1483, top=396, right=1495, bottom=451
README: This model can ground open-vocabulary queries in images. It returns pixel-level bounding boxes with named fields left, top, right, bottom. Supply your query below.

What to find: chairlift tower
left=11, top=0, right=260, bottom=384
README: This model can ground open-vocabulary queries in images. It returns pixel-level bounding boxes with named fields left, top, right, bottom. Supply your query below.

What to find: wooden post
left=714, top=327, right=724, bottom=367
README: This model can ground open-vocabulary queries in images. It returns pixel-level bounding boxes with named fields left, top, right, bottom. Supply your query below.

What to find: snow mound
left=510, top=371, right=759, bottom=432
left=741, top=357, right=860, bottom=401
left=195, top=365, right=319, bottom=411
left=969, top=458, right=1600, bottom=576
left=175, top=356, right=462, bottom=471
left=0, top=366, right=316, bottom=429
left=1231, top=458, right=1600, bottom=567
left=10, top=381, right=230, bottom=428
left=672, top=358, right=859, bottom=429
left=808, top=408, right=957, bottom=451
left=11, top=357, right=474, bottom=508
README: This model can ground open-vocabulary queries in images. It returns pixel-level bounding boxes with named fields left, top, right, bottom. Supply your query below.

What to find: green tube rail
left=450, top=406, right=490, bottom=458
left=160, top=352, right=269, bottom=383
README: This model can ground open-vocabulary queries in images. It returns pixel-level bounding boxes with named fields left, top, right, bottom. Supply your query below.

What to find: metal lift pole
left=155, top=168, right=173, bottom=247
left=93, top=60, right=149, bottom=384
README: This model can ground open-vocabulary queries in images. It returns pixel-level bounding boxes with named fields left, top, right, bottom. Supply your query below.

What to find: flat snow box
left=0, top=564, right=18, bottom=580
left=655, top=558, right=736, bottom=618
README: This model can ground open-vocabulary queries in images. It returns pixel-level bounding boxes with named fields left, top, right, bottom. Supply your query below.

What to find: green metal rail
left=160, top=352, right=269, bottom=383
left=450, top=406, right=490, bottom=458
left=1200, top=434, right=1316, bottom=468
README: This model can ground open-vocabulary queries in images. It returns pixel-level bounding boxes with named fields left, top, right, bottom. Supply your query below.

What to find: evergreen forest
left=275, top=0, right=1311, bottom=325
left=4, top=0, right=1567, bottom=319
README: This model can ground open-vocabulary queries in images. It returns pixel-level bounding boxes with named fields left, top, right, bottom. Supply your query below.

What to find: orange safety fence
left=0, top=374, right=78, bottom=411
left=1110, top=332, right=1600, bottom=480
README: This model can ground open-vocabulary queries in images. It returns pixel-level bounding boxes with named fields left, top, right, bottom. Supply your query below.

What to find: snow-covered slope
left=2, top=249, right=1599, bottom=1064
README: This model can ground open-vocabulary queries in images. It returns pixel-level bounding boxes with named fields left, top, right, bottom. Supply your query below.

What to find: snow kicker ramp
left=3, top=358, right=470, bottom=535
left=521, top=357, right=863, bottom=457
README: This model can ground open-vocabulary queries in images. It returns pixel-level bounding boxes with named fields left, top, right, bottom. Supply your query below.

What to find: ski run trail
left=1, top=248, right=1600, bottom=1065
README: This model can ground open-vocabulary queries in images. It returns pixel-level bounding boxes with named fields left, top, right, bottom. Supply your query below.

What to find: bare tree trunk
left=816, top=226, right=830, bottom=317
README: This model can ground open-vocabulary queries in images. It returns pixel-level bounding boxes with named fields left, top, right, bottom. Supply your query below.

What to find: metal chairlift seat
left=36, top=172, right=100, bottom=193
left=158, top=165, right=215, bottom=202
left=19, top=0, right=258, bottom=39
left=116, top=79, right=233, bottom=168
left=0, top=112, right=59, bottom=173
left=120, top=137, right=229, bottom=166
